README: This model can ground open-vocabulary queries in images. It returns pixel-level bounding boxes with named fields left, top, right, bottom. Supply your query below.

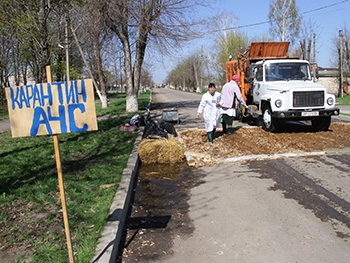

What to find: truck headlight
left=275, top=99, right=282, bottom=108
left=326, top=97, right=334, bottom=106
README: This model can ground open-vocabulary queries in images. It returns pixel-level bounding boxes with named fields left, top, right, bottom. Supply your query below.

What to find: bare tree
left=292, top=18, right=320, bottom=62
left=0, top=0, right=86, bottom=85
left=0, top=0, right=53, bottom=83
left=340, top=27, right=350, bottom=72
left=72, top=3, right=115, bottom=108
left=216, top=31, right=249, bottom=83
left=268, top=0, right=301, bottom=44
left=1, top=0, right=215, bottom=111
left=331, top=26, right=350, bottom=72
left=166, top=54, right=198, bottom=90
left=208, top=12, right=238, bottom=84
left=99, top=0, right=212, bottom=112
left=140, top=64, right=154, bottom=91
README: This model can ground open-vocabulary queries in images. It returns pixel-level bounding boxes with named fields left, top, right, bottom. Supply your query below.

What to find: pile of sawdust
left=178, top=123, right=350, bottom=167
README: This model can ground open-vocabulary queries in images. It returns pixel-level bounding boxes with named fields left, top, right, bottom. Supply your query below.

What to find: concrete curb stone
left=91, top=128, right=143, bottom=263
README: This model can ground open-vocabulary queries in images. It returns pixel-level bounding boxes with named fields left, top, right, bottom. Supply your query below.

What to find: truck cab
left=252, top=59, right=339, bottom=132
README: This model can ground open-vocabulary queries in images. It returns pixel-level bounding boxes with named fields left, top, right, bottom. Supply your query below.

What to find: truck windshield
left=265, top=62, right=311, bottom=81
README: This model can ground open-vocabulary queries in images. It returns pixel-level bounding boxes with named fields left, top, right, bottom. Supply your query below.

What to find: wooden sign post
left=5, top=66, right=98, bottom=263
left=53, top=132, right=75, bottom=263
left=47, top=66, right=75, bottom=263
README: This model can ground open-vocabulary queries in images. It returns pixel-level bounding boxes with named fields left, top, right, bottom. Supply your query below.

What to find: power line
left=300, top=0, right=349, bottom=15
left=219, top=0, right=349, bottom=32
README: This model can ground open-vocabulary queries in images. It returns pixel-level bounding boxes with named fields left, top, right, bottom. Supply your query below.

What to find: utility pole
left=339, top=30, right=344, bottom=98
left=313, top=34, right=316, bottom=82
left=200, top=45, right=204, bottom=92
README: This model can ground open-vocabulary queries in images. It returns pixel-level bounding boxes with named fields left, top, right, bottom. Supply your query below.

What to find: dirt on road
left=179, top=122, right=350, bottom=167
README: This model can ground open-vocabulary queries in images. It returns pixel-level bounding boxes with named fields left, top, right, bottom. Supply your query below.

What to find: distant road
left=151, top=87, right=204, bottom=130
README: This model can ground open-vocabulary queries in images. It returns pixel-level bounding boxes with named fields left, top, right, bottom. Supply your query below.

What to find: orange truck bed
left=249, top=42, right=289, bottom=59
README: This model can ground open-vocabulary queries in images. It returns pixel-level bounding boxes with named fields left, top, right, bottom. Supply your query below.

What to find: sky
left=150, top=0, right=350, bottom=84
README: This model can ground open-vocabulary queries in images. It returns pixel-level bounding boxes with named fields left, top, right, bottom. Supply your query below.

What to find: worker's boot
left=207, top=132, right=213, bottom=143
left=220, top=117, right=227, bottom=134
left=222, top=122, right=227, bottom=134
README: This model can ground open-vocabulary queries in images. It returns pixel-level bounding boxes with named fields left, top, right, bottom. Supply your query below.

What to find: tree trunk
left=126, top=93, right=138, bottom=112
left=38, top=0, right=51, bottom=83
left=95, top=38, right=108, bottom=108
left=101, top=94, right=108, bottom=108
left=123, top=37, right=138, bottom=112
left=194, top=61, right=200, bottom=92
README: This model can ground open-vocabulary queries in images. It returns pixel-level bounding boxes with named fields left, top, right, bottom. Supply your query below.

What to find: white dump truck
left=226, top=42, right=340, bottom=132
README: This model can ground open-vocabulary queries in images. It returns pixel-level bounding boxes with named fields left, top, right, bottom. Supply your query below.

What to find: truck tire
left=262, top=104, right=278, bottom=132
left=311, top=117, right=331, bottom=131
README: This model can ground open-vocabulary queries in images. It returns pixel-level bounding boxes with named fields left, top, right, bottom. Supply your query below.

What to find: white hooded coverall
left=197, top=91, right=221, bottom=132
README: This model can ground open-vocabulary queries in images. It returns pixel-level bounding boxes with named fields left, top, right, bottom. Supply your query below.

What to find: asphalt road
left=150, top=154, right=350, bottom=263
left=121, top=88, right=350, bottom=263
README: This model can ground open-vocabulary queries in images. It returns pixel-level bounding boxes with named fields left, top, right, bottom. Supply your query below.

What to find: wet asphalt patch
left=119, top=162, right=206, bottom=262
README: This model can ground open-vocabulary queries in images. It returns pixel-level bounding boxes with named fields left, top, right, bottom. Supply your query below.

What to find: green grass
left=0, top=91, right=150, bottom=263
left=336, top=95, right=350, bottom=105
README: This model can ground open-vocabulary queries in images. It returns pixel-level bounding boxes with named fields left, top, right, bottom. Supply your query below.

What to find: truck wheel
left=311, top=117, right=331, bottom=131
left=262, top=105, right=278, bottom=132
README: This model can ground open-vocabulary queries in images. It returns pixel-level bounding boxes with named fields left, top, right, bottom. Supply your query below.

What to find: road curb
left=334, top=114, right=350, bottom=122
left=91, top=92, right=152, bottom=262
left=91, top=128, right=143, bottom=263
left=217, top=150, right=328, bottom=163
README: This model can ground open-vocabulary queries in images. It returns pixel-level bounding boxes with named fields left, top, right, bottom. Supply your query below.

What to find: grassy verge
left=336, top=95, right=350, bottom=105
left=0, top=91, right=150, bottom=263
left=336, top=95, right=350, bottom=115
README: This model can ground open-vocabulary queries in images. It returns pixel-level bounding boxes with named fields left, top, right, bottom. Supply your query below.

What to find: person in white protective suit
left=196, top=83, right=221, bottom=143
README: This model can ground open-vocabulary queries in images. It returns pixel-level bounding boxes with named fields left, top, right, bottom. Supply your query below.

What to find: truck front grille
left=293, top=91, right=324, bottom=107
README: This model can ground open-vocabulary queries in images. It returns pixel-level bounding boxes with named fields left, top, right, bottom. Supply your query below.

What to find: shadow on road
left=118, top=162, right=206, bottom=263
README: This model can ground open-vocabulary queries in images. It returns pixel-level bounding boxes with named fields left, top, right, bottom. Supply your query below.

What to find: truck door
left=253, top=65, right=263, bottom=105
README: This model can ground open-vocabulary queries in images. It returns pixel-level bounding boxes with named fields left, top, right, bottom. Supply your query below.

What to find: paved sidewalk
left=334, top=105, right=350, bottom=122
left=0, top=119, right=10, bottom=134
left=337, top=105, right=350, bottom=114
